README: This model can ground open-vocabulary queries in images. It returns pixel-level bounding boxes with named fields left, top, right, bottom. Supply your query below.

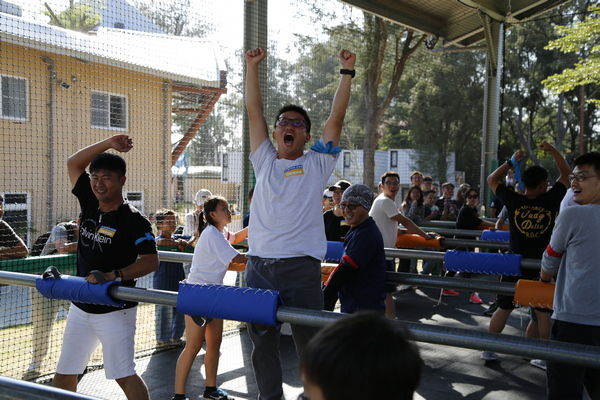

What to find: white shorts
left=56, top=305, right=137, bottom=380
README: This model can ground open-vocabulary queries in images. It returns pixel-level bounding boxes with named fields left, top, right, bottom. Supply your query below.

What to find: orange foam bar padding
left=396, top=233, right=442, bottom=249
left=228, top=262, right=247, bottom=272
left=321, top=264, right=336, bottom=283
left=514, top=279, right=555, bottom=309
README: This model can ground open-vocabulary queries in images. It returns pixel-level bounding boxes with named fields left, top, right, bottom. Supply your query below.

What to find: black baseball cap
left=328, top=180, right=352, bottom=191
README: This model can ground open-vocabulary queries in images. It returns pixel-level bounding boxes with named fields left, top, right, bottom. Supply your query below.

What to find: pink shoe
left=469, top=292, right=483, bottom=304
left=441, top=289, right=460, bottom=296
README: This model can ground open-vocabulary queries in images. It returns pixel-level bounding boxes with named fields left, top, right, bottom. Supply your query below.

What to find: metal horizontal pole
left=421, top=227, right=486, bottom=237
left=438, top=237, right=509, bottom=250
left=419, top=220, right=459, bottom=228
left=386, top=248, right=541, bottom=271
left=386, top=272, right=515, bottom=295
left=158, top=250, right=193, bottom=263
left=419, top=218, right=497, bottom=229
left=0, top=376, right=100, bottom=399
left=276, top=306, right=600, bottom=368
left=1, top=270, right=598, bottom=368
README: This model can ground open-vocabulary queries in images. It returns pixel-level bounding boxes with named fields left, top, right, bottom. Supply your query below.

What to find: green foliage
left=405, top=49, right=485, bottom=183
left=542, top=6, right=600, bottom=100
left=43, top=1, right=103, bottom=31
left=135, top=0, right=211, bottom=36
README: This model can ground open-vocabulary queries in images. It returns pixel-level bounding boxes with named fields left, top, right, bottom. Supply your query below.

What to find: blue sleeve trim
left=311, top=140, right=341, bottom=155
left=135, top=232, right=155, bottom=246
left=511, top=155, right=525, bottom=192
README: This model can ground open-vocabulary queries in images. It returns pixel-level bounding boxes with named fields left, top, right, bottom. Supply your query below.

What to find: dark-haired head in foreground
left=300, top=312, right=422, bottom=400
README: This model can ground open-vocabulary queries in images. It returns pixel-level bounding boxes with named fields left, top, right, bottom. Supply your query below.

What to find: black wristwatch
left=340, top=69, right=355, bottom=78
left=505, top=158, right=513, bottom=167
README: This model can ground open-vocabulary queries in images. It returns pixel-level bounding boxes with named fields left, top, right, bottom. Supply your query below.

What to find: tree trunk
left=579, top=85, right=586, bottom=155
left=515, top=99, right=539, bottom=165
left=555, top=93, right=565, bottom=153
left=360, top=14, right=424, bottom=188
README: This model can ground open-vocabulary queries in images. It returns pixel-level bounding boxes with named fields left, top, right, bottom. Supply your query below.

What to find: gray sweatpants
left=246, top=256, right=323, bottom=400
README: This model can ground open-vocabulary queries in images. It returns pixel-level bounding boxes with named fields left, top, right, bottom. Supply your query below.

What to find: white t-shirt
left=183, top=212, right=199, bottom=237
left=248, top=139, right=337, bottom=259
left=559, top=188, right=577, bottom=212
left=369, top=193, right=400, bottom=248
left=40, top=224, right=68, bottom=256
left=187, top=225, right=238, bottom=285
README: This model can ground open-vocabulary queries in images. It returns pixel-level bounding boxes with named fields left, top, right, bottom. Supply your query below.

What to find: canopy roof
left=339, top=0, right=570, bottom=47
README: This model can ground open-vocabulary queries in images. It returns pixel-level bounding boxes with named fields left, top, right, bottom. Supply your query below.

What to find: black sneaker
left=483, top=302, right=498, bottom=317
left=204, top=388, right=231, bottom=400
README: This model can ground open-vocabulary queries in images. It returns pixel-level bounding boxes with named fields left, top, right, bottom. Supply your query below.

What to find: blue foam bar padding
left=176, top=283, right=281, bottom=326
left=480, top=230, right=510, bottom=242
left=35, top=275, right=125, bottom=307
left=325, top=241, right=344, bottom=261
left=444, top=250, right=521, bottom=276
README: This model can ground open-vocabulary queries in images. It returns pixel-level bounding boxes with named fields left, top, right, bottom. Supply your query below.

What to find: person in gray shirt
left=541, top=151, right=600, bottom=400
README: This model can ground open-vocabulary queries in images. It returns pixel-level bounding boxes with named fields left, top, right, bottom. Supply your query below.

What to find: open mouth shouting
left=283, top=132, right=295, bottom=146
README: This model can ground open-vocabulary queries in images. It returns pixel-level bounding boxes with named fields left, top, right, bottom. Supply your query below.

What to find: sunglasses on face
left=277, top=117, right=307, bottom=128
left=339, top=203, right=360, bottom=211
left=467, top=195, right=479, bottom=199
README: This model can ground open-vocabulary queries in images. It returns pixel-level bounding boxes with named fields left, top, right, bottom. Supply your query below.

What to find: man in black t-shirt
left=53, top=135, right=158, bottom=400
left=482, top=141, right=570, bottom=362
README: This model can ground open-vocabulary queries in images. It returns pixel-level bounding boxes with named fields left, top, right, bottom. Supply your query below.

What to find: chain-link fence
left=0, top=0, right=489, bottom=397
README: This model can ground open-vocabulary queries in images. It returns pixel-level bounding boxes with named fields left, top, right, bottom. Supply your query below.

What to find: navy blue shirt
left=338, top=217, right=386, bottom=313
left=153, top=235, right=186, bottom=290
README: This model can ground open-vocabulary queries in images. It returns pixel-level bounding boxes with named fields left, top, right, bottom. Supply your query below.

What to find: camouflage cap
left=342, top=184, right=374, bottom=210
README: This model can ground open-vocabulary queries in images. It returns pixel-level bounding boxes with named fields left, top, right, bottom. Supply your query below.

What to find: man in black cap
left=323, top=179, right=352, bottom=242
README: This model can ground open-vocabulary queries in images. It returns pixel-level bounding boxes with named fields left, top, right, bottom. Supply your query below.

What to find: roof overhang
left=338, top=0, right=571, bottom=47
left=0, top=12, right=224, bottom=88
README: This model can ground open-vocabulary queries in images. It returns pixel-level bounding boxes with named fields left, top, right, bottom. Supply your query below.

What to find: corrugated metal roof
left=0, top=12, right=222, bottom=87
left=339, top=0, right=570, bottom=47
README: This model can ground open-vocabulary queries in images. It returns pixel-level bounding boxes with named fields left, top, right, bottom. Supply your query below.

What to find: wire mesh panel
left=0, top=0, right=502, bottom=398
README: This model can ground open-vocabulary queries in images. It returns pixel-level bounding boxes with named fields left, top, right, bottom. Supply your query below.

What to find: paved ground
left=72, top=285, right=547, bottom=400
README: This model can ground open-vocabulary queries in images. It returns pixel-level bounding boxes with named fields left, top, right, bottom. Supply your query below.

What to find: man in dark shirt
left=0, top=194, right=28, bottom=260
left=435, top=182, right=460, bottom=221
left=323, top=179, right=351, bottom=242
left=323, top=184, right=386, bottom=313
left=53, top=135, right=158, bottom=400
left=482, top=141, right=569, bottom=362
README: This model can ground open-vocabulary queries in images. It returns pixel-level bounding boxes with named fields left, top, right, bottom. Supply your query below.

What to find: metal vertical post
left=242, top=0, right=268, bottom=216
left=479, top=17, right=504, bottom=211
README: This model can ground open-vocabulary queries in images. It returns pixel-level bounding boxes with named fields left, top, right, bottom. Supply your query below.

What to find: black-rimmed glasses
left=277, top=116, right=306, bottom=128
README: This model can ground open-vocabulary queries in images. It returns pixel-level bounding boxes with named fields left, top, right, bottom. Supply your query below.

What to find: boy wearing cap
left=183, top=189, right=212, bottom=242
left=323, top=179, right=352, bottom=242
left=323, top=184, right=386, bottom=313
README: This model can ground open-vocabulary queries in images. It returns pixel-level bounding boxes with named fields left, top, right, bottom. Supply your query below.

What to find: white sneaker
left=22, top=362, right=40, bottom=380
left=481, top=351, right=498, bottom=361
left=280, top=322, right=292, bottom=336
left=530, top=359, right=547, bottom=370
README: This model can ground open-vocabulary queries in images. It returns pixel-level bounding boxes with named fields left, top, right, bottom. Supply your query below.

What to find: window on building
left=222, top=153, right=229, bottom=182
left=125, top=191, right=144, bottom=213
left=91, top=91, right=128, bottom=130
left=343, top=152, right=351, bottom=168
left=390, top=150, right=398, bottom=169
left=1, top=75, right=28, bottom=121
left=1, top=192, right=30, bottom=246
